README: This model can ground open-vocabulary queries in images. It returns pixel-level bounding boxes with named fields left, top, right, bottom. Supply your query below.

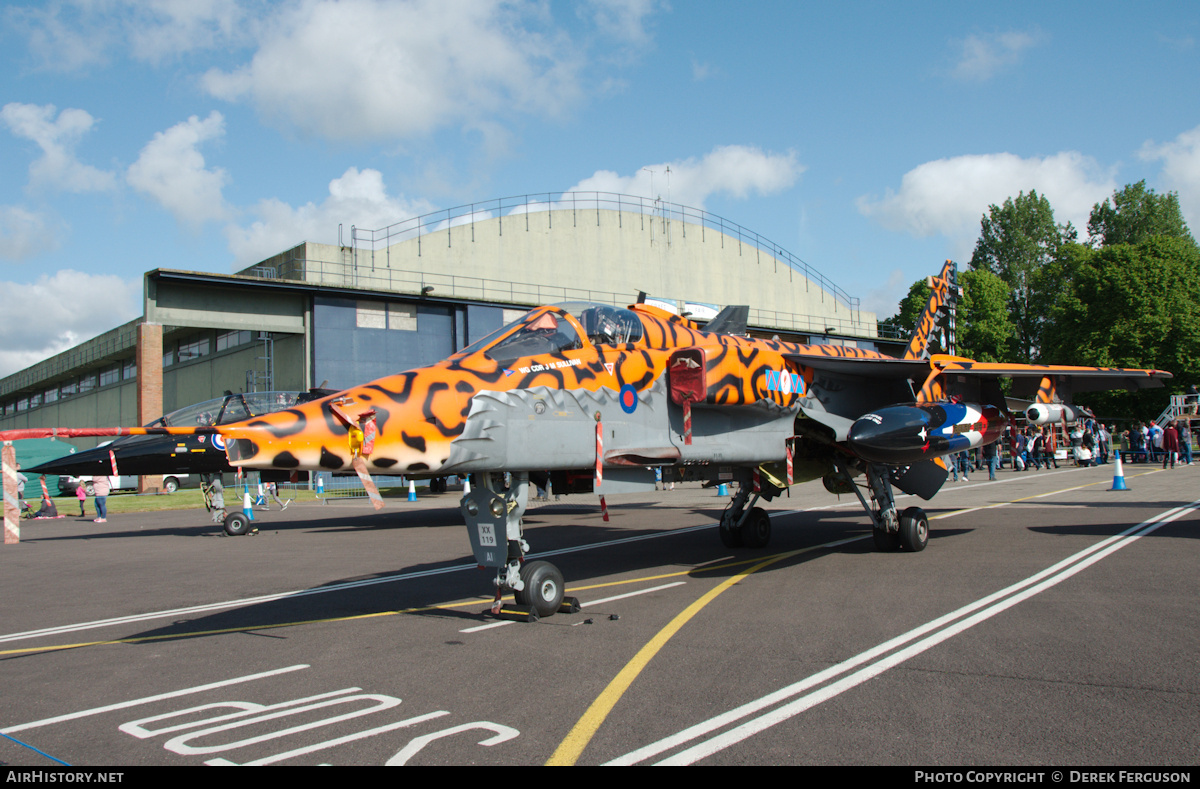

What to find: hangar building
left=0, top=193, right=886, bottom=451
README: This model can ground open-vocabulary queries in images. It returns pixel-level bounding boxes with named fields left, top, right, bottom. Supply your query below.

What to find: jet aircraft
left=207, top=260, right=1169, bottom=616
left=0, top=262, right=1171, bottom=620
left=25, top=390, right=336, bottom=488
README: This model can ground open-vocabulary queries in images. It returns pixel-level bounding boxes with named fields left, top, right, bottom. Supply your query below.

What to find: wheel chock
left=492, top=604, right=539, bottom=622
left=558, top=596, right=581, bottom=614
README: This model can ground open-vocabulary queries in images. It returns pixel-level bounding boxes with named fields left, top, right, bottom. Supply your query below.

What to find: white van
left=65, top=474, right=191, bottom=495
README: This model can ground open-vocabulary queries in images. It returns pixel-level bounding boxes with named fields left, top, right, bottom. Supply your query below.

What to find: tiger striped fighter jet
left=0, top=262, right=1170, bottom=618
left=207, top=261, right=1170, bottom=617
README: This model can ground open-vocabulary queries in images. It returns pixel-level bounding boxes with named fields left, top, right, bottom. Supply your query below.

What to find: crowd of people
left=950, top=415, right=1194, bottom=482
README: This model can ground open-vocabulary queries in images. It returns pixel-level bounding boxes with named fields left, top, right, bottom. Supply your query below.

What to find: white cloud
left=6, top=2, right=114, bottom=72
left=567, top=145, right=804, bottom=209
left=8, top=0, right=249, bottom=70
left=581, top=0, right=662, bottom=45
left=224, top=167, right=436, bottom=266
left=951, top=29, right=1043, bottom=82
left=0, top=206, right=58, bottom=261
left=201, top=0, right=585, bottom=142
left=1139, top=124, right=1200, bottom=230
left=856, top=151, right=1115, bottom=258
left=124, top=0, right=249, bottom=63
left=0, top=270, right=140, bottom=378
left=862, top=267, right=910, bottom=321
left=1, top=103, right=117, bottom=193
left=126, top=112, right=231, bottom=227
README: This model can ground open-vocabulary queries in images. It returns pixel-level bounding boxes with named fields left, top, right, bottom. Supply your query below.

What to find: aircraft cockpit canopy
left=456, top=303, right=644, bottom=365
left=149, top=391, right=303, bottom=428
left=559, top=303, right=644, bottom=347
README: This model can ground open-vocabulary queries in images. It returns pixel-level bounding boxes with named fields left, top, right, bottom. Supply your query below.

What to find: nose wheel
left=514, top=560, right=566, bottom=617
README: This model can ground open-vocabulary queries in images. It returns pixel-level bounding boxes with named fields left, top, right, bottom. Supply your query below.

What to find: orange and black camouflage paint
left=220, top=303, right=893, bottom=475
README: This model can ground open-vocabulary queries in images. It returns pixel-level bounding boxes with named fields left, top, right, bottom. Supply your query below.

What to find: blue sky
left=2, top=0, right=1199, bottom=377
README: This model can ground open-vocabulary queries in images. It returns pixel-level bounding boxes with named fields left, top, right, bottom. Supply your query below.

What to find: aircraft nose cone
left=847, top=406, right=932, bottom=464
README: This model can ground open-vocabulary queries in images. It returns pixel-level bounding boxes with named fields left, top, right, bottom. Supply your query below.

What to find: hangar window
left=79, top=374, right=96, bottom=393
left=100, top=364, right=121, bottom=386
left=44, top=388, right=58, bottom=403
left=178, top=337, right=210, bottom=361
left=217, top=330, right=252, bottom=351
left=60, top=380, right=77, bottom=397
left=357, top=301, right=387, bottom=329
left=163, top=349, right=175, bottom=367
left=388, top=304, right=417, bottom=331
left=123, top=360, right=137, bottom=380
left=28, top=394, right=42, bottom=408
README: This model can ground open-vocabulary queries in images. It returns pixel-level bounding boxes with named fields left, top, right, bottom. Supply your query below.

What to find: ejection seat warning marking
left=517, top=358, right=582, bottom=374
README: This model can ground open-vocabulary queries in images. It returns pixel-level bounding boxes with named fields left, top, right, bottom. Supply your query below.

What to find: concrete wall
left=283, top=210, right=876, bottom=337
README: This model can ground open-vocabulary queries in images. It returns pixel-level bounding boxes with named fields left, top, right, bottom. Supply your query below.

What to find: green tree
left=1040, top=237, right=1200, bottom=419
left=877, top=279, right=931, bottom=340
left=969, top=190, right=1077, bottom=362
left=1087, top=180, right=1196, bottom=248
left=958, top=268, right=1016, bottom=362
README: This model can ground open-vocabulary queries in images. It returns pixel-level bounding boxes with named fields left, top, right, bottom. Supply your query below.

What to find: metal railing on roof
left=347, top=191, right=862, bottom=313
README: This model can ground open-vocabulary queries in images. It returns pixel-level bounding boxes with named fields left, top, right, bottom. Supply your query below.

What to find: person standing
left=76, top=481, right=87, bottom=516
left=1042, top=427, right=1059, bottom=468
left=1180, top=421, right=1193, bottom=465
left=983, top=441, right=999, bottom=481
left=15, top=463, right=30, bottom=515
left=267, top=481, right=290, bottom=510
left=92, top=475, right=110, bottom=523
left=1162, top=420, right=1180, bottom=469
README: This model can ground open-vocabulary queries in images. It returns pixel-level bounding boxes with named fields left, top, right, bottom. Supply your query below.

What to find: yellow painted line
left=546, top=470, right=1171, bottom=764
left=0, top=558, right=779, bottom=658
left=545, top=542, right=839, bottom=766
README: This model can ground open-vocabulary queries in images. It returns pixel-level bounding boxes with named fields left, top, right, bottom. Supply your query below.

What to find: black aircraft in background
left=27, top=389, right=336, bottom=490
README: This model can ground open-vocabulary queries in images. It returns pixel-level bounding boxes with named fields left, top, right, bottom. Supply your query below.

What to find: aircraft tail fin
left=902, top=260, right=961, bottom=360
left=704, top=305, right=750, bottom=336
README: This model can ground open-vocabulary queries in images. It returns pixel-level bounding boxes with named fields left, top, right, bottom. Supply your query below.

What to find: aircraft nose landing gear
left=460, top=472, right=578, bottom=621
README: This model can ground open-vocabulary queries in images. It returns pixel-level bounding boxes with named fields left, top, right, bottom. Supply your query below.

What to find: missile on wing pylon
left=846, top=403, right=1007, bottom=465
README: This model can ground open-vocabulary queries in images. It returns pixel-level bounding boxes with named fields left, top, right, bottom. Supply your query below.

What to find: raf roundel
left=212, top=434, right=226, bottom=451
left=619, top=384, right=638, bottom=414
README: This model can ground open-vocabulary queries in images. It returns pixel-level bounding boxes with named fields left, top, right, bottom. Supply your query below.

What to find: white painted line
left=583, top=581, right=687, bottom=608
left=608, top=500, right=1200, bottom=765
left=205, top=711, right=450, bottom=766
left=2, top=664, right=310, bottom=734
left=459, top=582, right=689, bottom=632
left=2, top=526, right=715, bottom=646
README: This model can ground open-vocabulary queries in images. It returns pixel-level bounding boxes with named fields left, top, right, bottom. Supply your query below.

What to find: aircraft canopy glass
left=455, top=303, right=644, bottom=364
left=150, top=391, right=304, bottom=427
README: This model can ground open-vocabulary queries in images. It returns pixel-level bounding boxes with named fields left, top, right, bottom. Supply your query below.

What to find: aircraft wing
left=931, top=360, right=1171, bottom=397
left=788, top=353, right=1171, bottom=394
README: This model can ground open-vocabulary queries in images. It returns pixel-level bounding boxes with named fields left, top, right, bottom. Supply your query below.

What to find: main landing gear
left=459, top=471, right=579, bottom=621
left=840, top=460, right=928, bottom=552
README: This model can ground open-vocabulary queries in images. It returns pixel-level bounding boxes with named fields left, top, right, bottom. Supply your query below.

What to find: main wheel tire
left=224, top=512, right=252, bottom=536
left=740, top=507, right=772, bottom=549
left=163, top=477, right=180, bottom=494
left=898, top=506, right=929, bottom=552
left=514, top=560, right=565, bottom=617
left=873, top=525, right=900, bottom=552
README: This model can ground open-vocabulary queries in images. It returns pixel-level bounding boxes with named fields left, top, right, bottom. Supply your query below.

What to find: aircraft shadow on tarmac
left=106, top=508, right=975, bottom=647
